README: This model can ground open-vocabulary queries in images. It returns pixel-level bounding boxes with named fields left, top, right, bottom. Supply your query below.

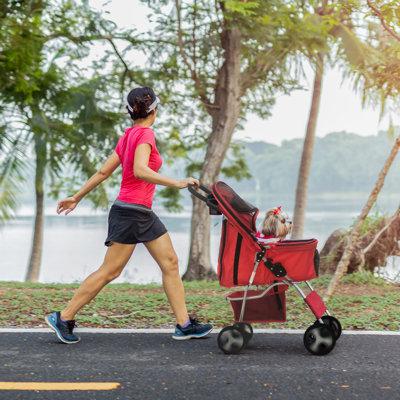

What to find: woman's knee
left=162, top=253, right=179, bottom=275
left=98, top=263, right=123, bottom=283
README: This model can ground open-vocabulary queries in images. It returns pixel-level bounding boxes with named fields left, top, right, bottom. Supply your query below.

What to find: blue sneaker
left=172, top=317, right=213, bottom=340
left=45, top=311, right=80, bottom=344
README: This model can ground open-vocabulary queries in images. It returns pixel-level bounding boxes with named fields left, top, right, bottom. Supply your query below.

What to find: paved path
left=0, top=331, right=399, bottom=400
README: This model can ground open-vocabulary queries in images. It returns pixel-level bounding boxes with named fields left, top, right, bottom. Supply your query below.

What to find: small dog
left=256, top=206, right=292, bottom=243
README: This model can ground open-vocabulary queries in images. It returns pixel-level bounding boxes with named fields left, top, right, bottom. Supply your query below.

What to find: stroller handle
left=187, top=183, right=212, bottom=202
left=188, top=183, right=221, bottom=215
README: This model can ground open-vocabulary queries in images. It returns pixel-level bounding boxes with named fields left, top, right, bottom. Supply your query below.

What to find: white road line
left=0, top=328, right=399, bottom=335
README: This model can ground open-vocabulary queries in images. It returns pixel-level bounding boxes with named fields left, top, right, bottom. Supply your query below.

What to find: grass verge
left=0, top=272, right=399, bottom=330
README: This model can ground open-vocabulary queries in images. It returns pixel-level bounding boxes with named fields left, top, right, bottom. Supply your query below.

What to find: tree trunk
left=291, top=54, right=324, bottom=239
left=183, top=26, right=241, bottom=280
left=183, top=196, right=214, bottom=280
left=25, top=137, right=46, bottom=282
left=325, top=135, right=400, bottom=299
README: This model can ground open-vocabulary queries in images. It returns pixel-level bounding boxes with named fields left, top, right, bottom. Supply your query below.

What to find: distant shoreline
left=9, top=191, right=400, bottom=218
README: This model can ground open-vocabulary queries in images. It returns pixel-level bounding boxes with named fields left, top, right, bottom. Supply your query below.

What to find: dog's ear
left=282, top=221, right=291, bottom=238
left=262, top=213, right=278, bottom=236
left=261, top=214, right=269, bottom=232
left=275, top=219, right=286, bottom=238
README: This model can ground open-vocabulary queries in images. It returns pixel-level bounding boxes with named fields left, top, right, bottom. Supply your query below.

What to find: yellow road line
left=0, top=382, right=120, bottom=391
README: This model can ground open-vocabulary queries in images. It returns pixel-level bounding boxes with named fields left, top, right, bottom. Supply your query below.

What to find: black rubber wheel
left=234, top=322, right=253, bottom=344
left=319, top=316, right=342, bottom=340
left=303, top=323, right=336, bottom=356
left=217, top=326, right=245, bottom=355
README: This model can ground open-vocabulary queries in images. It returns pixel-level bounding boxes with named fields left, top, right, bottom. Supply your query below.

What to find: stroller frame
left=189, top=182, right=341, bottom=356
left=232, top=247, right=330, bottom=324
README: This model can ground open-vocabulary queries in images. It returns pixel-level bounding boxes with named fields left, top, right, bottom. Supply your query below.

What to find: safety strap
left=263, top=257, right=286, bottom=278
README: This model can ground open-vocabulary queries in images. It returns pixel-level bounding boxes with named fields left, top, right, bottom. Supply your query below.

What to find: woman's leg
left=144, top=233, right=189, bottom=325
left=61, top=242, right=135, bottom=320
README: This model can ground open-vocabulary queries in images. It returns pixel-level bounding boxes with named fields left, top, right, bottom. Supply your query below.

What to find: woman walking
left=45, top=87, right=213, bottom=343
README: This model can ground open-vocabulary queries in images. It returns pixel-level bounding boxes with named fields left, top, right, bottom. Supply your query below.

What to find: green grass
left=0, top=272, right=399, bottom=330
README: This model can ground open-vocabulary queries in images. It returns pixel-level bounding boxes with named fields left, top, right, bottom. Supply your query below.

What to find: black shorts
left=104, top=201, right=167, bottom=246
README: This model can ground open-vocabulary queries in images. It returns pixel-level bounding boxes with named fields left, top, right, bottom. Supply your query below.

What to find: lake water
left=0, top=196, right=399, bottom=283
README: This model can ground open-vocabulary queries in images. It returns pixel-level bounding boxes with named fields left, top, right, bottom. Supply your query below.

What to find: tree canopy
left=0, top=0, right=132, bottom=221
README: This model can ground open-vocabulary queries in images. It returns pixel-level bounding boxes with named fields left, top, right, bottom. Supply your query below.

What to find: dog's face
left=262, top=207, right=292, bottom=239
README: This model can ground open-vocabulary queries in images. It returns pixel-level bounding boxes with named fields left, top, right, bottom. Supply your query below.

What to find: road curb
left=0, top=328, right=399, bottom=335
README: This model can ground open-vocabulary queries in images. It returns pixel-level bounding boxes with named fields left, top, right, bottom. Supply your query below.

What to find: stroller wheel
left=303, top=323, right=336, bottom=356
left=234, top=322, right=253, bottom=344
left=318, top=316, right=342, bottom=340
left=217, top=326, right=245, bottom=355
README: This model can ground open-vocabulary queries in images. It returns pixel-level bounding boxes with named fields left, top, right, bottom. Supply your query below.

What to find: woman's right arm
left=134, top=143, right=199, bottom=188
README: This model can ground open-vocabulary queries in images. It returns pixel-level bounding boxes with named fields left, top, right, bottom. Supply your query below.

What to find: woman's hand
left=57, top=196, right=79, bottom=215
left=175, top=177, right=200, bottom=189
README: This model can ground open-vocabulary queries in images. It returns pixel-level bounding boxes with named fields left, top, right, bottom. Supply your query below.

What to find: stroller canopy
left=212, top=181, right=259, bottom=237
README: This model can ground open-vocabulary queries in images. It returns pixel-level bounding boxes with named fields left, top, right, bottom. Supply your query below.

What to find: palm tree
left=291, top=52, right=324, bottom=239
left=1, top=80, right=123, bottom=282
left=0, top=2, right=128, bottom=281
left=291, top=1, right=381, bottom=238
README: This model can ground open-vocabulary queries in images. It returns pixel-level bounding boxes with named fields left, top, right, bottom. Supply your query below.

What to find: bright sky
left=90, top=0, right=398, bottom=145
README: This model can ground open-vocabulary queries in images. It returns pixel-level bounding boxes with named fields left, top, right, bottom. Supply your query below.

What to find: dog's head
left=261, top=206, right=292, bottom=239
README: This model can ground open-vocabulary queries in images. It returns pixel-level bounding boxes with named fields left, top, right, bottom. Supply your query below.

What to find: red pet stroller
left=189, top=182, right=341, bottom=356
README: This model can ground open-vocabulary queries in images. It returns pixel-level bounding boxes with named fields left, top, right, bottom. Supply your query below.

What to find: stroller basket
left=227, top=285, right=288, bottom=323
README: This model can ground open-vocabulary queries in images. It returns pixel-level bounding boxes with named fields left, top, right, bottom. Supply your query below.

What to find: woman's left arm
left=72, top=152, right=120, bottom=202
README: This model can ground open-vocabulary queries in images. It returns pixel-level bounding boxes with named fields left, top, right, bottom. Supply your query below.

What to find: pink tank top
left=114, top=126, right=163, bottom=208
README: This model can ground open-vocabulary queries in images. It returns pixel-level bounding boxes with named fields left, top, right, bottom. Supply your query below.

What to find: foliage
left=1, top=0, right=399, bottom=217
left=366, top=0, right=400, bottom=42
left=221, top=142, right=252, bottom=181
left=357, top=210, right=386, bottom=237
left=135, top=0, right=400, bottom=212
left=0, top=131, right=29, bottom=221
left=0, top=0, right=131, bottom=222
left=341, top=270, right=387, bottom=285
left=129, top=0, right=352, bottom=212
left=336, top=1, right=400, bottom=116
